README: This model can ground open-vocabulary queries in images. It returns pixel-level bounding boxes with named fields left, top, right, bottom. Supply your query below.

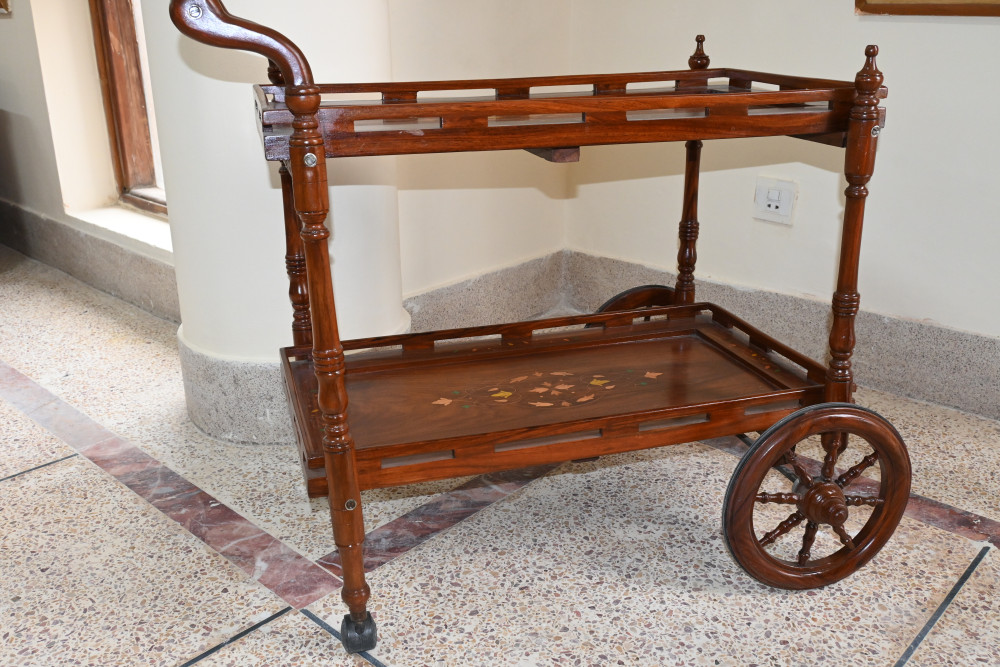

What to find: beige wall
left=388, top=0, right=572, bottom=295
left=0, top=3, right=78, bottom=216
left=565, top=0, right=1000, bottom=337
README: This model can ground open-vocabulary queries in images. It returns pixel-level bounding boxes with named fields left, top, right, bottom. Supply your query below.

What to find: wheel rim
left=722, top=403, right=911, bottom=589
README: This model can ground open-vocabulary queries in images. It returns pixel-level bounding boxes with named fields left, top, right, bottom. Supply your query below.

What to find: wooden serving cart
left=171, top=0, right=912, bottom=654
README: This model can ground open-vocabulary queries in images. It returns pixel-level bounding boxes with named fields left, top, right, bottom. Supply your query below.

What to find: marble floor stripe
left=317, top=465, right=559, bottom=576
left=0, top=359, right=342, bottom=609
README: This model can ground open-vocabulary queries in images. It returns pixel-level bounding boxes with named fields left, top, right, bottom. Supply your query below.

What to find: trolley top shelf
left=253, top=65, right=887, bottom=161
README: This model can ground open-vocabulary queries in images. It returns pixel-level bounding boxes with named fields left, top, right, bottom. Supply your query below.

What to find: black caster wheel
left=340, top=612, right=377, bottom=653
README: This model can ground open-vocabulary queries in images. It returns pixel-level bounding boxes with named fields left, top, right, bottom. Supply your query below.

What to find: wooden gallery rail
left=170, top=0, right=911, bottom=654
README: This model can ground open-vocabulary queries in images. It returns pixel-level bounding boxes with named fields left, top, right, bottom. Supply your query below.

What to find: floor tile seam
left=177, top=606, right=293, bottom=667
left=300, top=608, right=389, bottom=667
left=0, top=358, right=343, bottom=608
left=892, top=545, right=993, bottom=666
left=0, top=453, right=79, bottom=483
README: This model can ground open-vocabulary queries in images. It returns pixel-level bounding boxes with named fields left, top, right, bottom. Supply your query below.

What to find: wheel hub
left=798, top=481, right=849, bottom=527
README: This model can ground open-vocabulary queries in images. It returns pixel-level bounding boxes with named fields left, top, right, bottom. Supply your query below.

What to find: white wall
left=566, top=0, right=1000, bottom=338
left=34, top=0, right=118, bottom=212
left=0, top=3, right=94, bottom=217
left=141, top=0, right=409, bottom=358
left=388, top=0, right=572, bottom=295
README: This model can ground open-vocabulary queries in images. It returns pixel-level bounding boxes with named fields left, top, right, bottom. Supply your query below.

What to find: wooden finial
left=688, top=35, right=710, bottom=70
left=855, top=45, right=883, bottom=95
left=851, top=44, right=884, bottom=121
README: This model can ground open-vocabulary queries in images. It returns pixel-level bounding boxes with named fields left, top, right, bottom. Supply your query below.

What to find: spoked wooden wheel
left=586, top=285, right=676, bottom=329
left=722, top=403, right=911, bottom=589
left=595, top=284, right=675, bottom=314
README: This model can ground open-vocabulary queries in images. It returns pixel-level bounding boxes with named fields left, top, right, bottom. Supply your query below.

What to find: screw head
left=871, top=125, right=882, bottom=137
left=345, top=499, right=357, bottom=511
left=188, top=4, right=203, bottom=19
left=303, top=153, right=318, bottom=167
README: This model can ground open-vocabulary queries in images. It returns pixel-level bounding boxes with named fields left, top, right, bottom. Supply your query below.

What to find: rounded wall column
left=142, top=0, right=406, bottom=443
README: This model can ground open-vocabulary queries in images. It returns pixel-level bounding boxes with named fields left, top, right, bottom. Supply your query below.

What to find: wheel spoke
left=821, top=433, right=847, bottom=480
left=844, top=495, right=884, bottom=507
left=759, top=511, right=805, bottom=547
left=783, top=450, right=815, bottom=488
left=832, top=524, right=856, bottom=550
left=756, top=491, right=800, bottom=505
left=836, top=452, right=879, bottom=488
left=797, top=521, right=819, bottom=565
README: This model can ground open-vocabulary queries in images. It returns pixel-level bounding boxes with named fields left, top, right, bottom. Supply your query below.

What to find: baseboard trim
left=172, top=249, right=1000, bottom=444
left=0, top=200, right=179, bottom=323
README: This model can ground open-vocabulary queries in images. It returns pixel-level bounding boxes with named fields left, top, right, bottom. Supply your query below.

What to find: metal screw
left=345, top=499, right=357, bottom=511
left=303, top=153, right=318, bottom=167
left=188, top=4, right=203, bottom=19
left=871, top=125, right=882, bottom=137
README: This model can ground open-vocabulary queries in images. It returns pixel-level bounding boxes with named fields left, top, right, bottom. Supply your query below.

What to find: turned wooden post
left=675, top=140, right=702, bottom=305
left=169, top=0, right=374, bottom=643
left=826, top=46, right=885, bottom=403
left=280, top=164, right=313, bottom=347
left=271, top=60, right=313, bottom=347
left=675, top=36, right=708, bottom=304
left=284, top=87, right=370, bottom=625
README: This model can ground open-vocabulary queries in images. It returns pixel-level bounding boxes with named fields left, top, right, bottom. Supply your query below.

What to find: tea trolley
left=171, top=0, right=911, bottom=653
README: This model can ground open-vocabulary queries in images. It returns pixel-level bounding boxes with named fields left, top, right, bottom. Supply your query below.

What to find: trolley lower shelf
left=283, top=303, right=827, bottom=496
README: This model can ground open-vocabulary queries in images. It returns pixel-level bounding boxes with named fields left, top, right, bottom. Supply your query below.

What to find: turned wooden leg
left=675, top=139, right=702, bottom=305
left=279, top=163, right=312, bottom=348
left=826, top=46, right=884, bottom=405
left=284, top=84, right=376, bottom=653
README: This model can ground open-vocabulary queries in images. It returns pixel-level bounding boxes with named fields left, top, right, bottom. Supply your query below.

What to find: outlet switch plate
left=754, top=177, right=797, bottom=225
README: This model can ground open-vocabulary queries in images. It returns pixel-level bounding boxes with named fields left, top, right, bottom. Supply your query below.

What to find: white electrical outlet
left=753, top=177, right=797, bottom=225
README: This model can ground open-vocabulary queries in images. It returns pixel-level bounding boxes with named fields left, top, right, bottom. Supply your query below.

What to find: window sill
left=65, top=204, right=172, bottom=265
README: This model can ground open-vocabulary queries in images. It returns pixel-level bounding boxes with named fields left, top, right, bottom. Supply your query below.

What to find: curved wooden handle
left=169, top=0, right=313, bottom=86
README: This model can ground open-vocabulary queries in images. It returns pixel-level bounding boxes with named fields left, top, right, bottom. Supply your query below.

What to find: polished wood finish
left=279, top=164, right=312, bottom=348
left=169, top=0, right=903, bottom=651
left=252, top=72, right=875, bottom=161
left=593, top=285, right=676, bottom=314
left=722, top=404, right=911, bottom=588
left=675, top=140, right=702, bottom=304
left=170, top=0, right=312, bottom=85
left=827, top=46, right=883, bottom=404
left=284, top=303, right=826, bottom=496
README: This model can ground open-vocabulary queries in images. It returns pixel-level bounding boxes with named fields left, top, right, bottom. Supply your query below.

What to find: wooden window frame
left=89, top=0, right=166, bottom=216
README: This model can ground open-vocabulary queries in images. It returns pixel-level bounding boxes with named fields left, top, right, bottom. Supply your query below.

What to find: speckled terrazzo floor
left=2, top=243, right=998, bottom=666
